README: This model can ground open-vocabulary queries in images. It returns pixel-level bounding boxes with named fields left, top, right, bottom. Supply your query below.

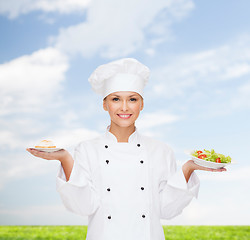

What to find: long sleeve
left=56, top=143, right=101, bottom=216
left=159, top=147, right=200, bottom=220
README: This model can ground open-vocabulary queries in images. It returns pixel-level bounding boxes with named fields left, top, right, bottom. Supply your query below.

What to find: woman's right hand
left=26, top=148, right=74, bottom=181
left=26, top=148, right=69, bottom=162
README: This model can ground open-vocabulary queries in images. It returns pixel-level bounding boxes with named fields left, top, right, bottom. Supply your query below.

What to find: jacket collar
left=105, top=125, right=138, bottom=143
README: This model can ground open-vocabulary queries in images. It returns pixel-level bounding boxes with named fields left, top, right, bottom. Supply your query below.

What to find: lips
left=117, top=114, right=132, bottom=119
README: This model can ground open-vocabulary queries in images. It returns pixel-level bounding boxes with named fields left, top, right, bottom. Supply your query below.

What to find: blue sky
left=0, top=0, right=249, bottom=225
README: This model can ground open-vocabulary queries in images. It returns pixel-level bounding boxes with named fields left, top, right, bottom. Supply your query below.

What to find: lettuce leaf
left=191, top=149, right=231, bottom=163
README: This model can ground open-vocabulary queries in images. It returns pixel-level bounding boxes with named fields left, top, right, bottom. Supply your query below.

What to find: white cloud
left=0, top=204, right=87, bottom=225
left=0, top=203, right=88, bottom=225
left=0, top=204, right=64, bottom=217
left=0, top=47, right=69, bottom=190
left=137, top=111, right=180, bottom=129
left=162, top=198, right=250, bottom=225
left=144, top=48, right=156, bottom=56
left=231, top=80, right=250, bottom=109
left=198, top=166, right=250, bottom=182
left=47, top=128, right=101, bottom=149
left=0, top=127, right=100, bottom=189
left=53, top=0, right=194, bottom=58
left=0, top=151, right=59, bottom=189
left=0, top=47, right=69, bottom=115
left=0, top=130, right=23, bottom=150
left=0, top=0, right=91, bottom=19
left=150, top=35, right=250, bottom=99
left=161, top=166, right=250, bottom=225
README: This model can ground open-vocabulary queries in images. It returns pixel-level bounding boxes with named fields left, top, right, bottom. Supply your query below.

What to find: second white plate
left=31, top=147, right=63, bottom=153
left=185, top=150, right=233, bottom=169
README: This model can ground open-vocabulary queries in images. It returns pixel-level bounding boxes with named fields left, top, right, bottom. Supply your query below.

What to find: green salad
left=191, top=149, right=231, bottom=163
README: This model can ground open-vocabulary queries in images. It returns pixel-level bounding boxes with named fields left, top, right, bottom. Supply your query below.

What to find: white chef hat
left=88, top=58, right=150, bottom=98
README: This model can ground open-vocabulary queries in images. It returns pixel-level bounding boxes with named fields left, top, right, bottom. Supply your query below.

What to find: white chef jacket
left=56, top=128, right=200, bottom=240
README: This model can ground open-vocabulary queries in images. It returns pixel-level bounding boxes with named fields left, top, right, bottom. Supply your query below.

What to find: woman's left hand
left=185, top=159, right=227, bottom=172
left=182, top=160, right=227, bottom=182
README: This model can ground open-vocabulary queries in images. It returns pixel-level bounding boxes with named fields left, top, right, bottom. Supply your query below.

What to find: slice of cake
left=35, top=140, right=56, bottom=148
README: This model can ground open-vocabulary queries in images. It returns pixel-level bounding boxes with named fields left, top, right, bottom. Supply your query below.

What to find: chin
left=113, top=120, right=135, bottom=128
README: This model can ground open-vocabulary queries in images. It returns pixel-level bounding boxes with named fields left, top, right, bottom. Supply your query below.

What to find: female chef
left=27, top=58, right=226, bottom=240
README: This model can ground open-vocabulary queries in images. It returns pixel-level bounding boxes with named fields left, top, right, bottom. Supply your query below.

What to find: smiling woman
left=103, top=92, right=144, bottom=142
left=27, top=58, right=226, bottom=240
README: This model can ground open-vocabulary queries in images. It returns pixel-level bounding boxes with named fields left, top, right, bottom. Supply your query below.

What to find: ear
left=103, top=99, right=108, bottom=111
left=140, top=99, right=144, bottom=111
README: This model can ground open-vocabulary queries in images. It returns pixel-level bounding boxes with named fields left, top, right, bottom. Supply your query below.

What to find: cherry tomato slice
left=198, top=154, right=207, bottom=159
left=216, top=158, right=221, bottom=163
left=197, top=150, right=203, bottom=154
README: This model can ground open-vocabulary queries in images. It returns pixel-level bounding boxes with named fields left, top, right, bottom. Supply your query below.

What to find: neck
left=109, top=123, right=135, bottom=142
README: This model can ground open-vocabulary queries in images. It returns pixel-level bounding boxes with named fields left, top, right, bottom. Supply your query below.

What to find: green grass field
left=0, top=226, right=249, bottom=240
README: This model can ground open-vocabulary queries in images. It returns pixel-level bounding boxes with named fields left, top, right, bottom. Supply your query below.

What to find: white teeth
left=118, top=114, right=131, bottom=118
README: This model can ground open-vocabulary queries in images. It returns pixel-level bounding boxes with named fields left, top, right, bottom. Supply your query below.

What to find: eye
left=112, top=97, right=119, bottom=101
left=130, top=98, right=137, bottom=102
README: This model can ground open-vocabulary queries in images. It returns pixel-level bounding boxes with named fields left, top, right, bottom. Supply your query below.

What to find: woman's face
left=103, top=91, right=144, bottom=129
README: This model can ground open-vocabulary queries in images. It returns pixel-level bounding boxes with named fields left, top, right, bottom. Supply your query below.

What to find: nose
left=122, top=100, right=128, bottom=112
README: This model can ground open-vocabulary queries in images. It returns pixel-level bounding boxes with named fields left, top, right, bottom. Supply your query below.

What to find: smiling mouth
left=117, top=114, right=132, bottom=119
